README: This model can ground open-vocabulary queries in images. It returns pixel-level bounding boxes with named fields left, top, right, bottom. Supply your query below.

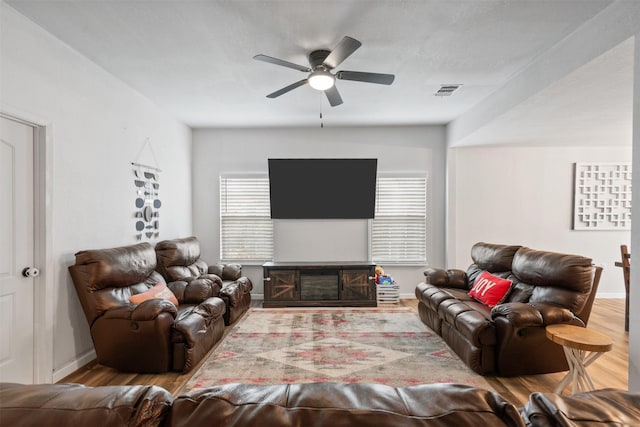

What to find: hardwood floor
left=60, top=298, right=628, bottom=404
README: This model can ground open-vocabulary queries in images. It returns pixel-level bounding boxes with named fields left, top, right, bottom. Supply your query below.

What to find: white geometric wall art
left=573, top=163, right=631, bottom=230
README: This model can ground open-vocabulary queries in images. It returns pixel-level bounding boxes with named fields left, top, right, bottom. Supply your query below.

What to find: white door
left=0, top=116, right=35, bottom=383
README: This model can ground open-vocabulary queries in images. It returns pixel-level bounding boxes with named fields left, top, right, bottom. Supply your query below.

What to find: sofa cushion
left=72, top=242, right=157, bottom=291
left=468, top=271, right=512, bottom=307
left=156, top=236, right=201, bottom=266
left=502, top=274, right=535, bottom=303
left=210, top=263, right=243, bottom=281
left=471, top=242, right=522, bottom=273
left=512, top=247, right=593, bottom=313
left=439, top=299, right=496, bottom=346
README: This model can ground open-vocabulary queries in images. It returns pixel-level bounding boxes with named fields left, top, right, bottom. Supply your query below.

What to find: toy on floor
left=375, top=265, right=393, bottom=284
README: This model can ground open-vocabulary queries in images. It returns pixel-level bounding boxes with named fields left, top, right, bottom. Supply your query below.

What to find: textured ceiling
left=5, top=0, right=632, bottom=145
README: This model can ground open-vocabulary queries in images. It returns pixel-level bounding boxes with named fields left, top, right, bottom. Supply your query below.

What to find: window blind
left=219, top=175, right=273, bottom=262
left=371, top=175, right=427, bottom=264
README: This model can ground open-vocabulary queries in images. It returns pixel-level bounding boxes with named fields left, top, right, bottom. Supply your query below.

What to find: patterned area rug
left=181, top=307, right=491, bottom=393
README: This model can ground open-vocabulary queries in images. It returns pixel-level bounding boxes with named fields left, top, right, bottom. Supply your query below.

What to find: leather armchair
left=155, top=237, right=253, bottom=325
left=69, top=242, right=226, bottom=373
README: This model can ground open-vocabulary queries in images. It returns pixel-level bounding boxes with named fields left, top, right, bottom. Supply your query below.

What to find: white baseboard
left=53, top=349, right=96, bottom=383
left=253, top=293, right=265, bottom=300
left=399, top=293, right=416, bottom=299
left=596, top=292, right=625, bottom=299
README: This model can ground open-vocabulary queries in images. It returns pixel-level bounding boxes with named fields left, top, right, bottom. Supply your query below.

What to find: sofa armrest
left=423, top=268, right=468, bottom=289
left=492, top=302, right=584, bottom=329
left=169, top=278, right=221, bottom=304
left=529, top=302, right=584, bottom=327
left=0, top=383, right=173, bottom=427
left=491, top=302, right=543, bottom=328
left=522, top=389, right=640, bottom=426
left=102, top=299, right=177, bottom=321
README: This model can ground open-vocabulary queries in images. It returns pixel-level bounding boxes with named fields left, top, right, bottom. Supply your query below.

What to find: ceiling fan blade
left=254, top=54, right=311, bottom=72
left=325, top=85, right=343, bottom=107
left=266, top=79, right=309, bottom=98
left=322, top=36, right=362, bottom=69
left=336, top=70, right=395, bottom=85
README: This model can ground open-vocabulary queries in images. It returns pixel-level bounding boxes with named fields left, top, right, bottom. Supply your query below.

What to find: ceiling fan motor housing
left=308, top=49, right=332, bottom=69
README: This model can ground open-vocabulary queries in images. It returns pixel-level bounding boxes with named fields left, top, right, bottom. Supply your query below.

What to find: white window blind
left=219, top=175, right=273, bottom=262
left=371, top=175, right=427, bottom=264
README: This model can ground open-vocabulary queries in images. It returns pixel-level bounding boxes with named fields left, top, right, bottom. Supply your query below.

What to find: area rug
left=181, top=307, right=491, bottom=393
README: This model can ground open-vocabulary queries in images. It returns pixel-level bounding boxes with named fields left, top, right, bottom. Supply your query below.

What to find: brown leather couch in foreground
left=415, top=242, right=602, bottom=376
left=1, top=382, right=639, bottom=427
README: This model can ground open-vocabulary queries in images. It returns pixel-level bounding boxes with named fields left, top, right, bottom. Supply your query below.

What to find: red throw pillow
left=468, top=271, right=512, bottom=307
left=129, top=282, right=178, bottom=307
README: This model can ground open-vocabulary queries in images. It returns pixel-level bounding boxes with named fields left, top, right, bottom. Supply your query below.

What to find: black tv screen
left=268, top=158, right=377, bottom=219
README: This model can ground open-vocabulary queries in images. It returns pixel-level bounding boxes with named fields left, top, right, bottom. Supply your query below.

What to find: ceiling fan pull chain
left=319, top=94, right=324, bottom=128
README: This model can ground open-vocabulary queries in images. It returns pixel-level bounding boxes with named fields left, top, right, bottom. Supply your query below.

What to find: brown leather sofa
left=2, top=382, right=638, bottom=427
left=415, top=242, right=602, bottom=376
left=69, top=242, right=226, bottom=373
left=155, top=236, right=253, bottom=325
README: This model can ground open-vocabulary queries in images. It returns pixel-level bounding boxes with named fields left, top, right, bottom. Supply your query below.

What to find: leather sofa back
left=471, top=243, right=522, bottom=272
left=466, top=243, right=522, bottom=288
left=155, top=236, right=208, bottom=281
left=156, top=236, right=242, bottom=282
left=166, top=383, right=523, bottom=427
left=69, top=242, right=163, bottom=325
left=511, top=247, right=594, bottom=314
left=2, top=382, right=638, bottom=427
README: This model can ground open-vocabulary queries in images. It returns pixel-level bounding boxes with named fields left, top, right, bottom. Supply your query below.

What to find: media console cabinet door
left=341, top=269, right=375, bottom=301
left=265, top=270, right=299, bottom=301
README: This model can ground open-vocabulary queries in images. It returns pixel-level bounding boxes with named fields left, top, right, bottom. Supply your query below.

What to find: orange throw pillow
left=129, top=282, right=178, bottom=307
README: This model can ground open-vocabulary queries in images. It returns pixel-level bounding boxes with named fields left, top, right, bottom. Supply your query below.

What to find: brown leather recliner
left=69, top=242, right=226, bottom=373
left=155, top=236, right=253, bottom=325
left=415, top=242, right=602, bottom=376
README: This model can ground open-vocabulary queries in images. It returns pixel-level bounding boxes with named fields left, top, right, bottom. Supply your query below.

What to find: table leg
left=554, top=346, right=605, bottom=394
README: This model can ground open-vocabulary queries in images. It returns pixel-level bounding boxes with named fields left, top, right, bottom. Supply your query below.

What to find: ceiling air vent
left=435, top=84, right=461, bottom=97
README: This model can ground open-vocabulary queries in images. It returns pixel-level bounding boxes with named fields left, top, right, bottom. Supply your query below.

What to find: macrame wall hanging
left=132, top=138, right=161, bottom=240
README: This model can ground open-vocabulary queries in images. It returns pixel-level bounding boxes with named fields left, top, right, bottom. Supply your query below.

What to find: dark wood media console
left=262, top=262, right=377, bottom=308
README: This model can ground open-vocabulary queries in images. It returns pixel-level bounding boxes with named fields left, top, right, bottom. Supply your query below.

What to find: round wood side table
left=545, top=324, right=613, bottom=394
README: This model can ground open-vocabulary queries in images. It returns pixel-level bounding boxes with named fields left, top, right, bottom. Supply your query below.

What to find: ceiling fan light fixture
left=308, top=69, right=335, bottom=91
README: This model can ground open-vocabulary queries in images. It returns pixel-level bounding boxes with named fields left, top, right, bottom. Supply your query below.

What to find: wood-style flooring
left=60, top=298, right=628, bottom=405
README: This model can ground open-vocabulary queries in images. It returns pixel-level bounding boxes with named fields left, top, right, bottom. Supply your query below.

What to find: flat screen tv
left=268, top=158, right=377, bottom=219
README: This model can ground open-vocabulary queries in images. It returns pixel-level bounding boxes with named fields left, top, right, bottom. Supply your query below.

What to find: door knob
left=22, top=267, right=40, bottom=278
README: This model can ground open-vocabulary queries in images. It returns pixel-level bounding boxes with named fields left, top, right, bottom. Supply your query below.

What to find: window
left=371, top=175, right=427, bottom=264
left=219, top=175, right=273, bottom=262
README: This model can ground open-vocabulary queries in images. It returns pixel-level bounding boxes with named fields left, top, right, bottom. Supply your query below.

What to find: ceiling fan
left=254, top=36, right=395, bottom=107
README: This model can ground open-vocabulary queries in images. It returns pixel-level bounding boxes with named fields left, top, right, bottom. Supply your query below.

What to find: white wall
left=449, top=145, right=631, bottom=297
left=193, top=126, right=447, bottom=297
left=1, top=4, right=193, bottom=380
left=629, top=32, right=639, bottom=392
